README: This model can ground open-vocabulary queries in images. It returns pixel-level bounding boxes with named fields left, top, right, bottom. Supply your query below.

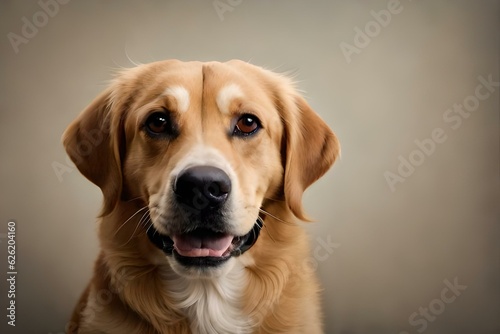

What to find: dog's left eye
left=233, top=114, right=261, bottom=136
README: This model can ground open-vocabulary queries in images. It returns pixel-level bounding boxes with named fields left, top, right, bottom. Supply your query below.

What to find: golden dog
left=63, top=59, right=339, bottom=334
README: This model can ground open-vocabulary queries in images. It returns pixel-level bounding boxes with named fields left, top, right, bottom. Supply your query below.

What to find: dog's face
left=63, top=60, right=339, bottom=278
left=122, top=60, right=285, bottom=276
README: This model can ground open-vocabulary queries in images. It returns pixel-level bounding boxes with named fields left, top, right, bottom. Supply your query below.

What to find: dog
left=63, top=59, right=340, bottom=334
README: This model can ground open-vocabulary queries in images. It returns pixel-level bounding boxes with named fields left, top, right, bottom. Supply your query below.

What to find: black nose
left=174, top=166, right=231, bottom=210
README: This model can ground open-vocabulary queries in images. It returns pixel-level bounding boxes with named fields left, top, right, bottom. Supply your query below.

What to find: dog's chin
left=146, top=220, right=262, bottom=278
left=166, top=253, right=237, bottom=278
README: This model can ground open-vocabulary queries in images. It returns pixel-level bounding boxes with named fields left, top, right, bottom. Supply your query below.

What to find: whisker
left=136, top=211, right=151, bottom=231
left=125, top=196, right=144, bottom=203
left=140, top=216, right=153, bottom=237
left=120, top=210, right=151, bottom=247
left=257, top=215, right=276, bottom=243
left=145, top=220, right=155, bottom=235
left=114, top=206, right=149, bottom=237
left=137, top=210, right=150, bottom=226
left=256, top=216, right=264, bottom=229
left=259, top=208, right=294, bottom=226
left=263, top=196, right=285, bottom=203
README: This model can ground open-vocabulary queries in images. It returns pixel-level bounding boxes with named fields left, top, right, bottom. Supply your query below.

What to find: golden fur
left=63, top=59, right=339, bottom=334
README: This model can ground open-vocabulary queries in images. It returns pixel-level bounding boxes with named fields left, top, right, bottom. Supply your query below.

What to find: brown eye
left=144, top=112, right=174, bottom=137
left=234, top=114, right=261, bottom=136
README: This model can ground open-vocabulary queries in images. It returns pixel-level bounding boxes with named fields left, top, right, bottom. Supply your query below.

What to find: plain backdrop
left=0, top=1, right=498, bottom=333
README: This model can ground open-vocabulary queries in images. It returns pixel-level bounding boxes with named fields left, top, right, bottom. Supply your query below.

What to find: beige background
left=0, top=1, right=498, bottom=333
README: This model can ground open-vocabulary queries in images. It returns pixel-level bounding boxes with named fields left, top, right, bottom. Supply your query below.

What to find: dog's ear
left=62, top=88, right=123, bottom=216
left=280, top=92, right=340, bottom=221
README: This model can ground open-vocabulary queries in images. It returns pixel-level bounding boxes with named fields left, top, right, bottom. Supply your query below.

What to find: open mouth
left=146, top=221, right=262, bottom=267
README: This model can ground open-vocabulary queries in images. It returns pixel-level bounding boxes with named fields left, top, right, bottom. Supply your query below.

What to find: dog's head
left=63, top=60, right=339, bottom=277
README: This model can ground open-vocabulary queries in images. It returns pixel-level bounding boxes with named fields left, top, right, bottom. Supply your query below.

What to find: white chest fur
left=161, top=262, right=254, bottom=334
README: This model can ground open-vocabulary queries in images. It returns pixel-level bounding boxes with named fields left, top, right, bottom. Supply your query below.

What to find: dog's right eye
left=144, top=112, right=173, bottom=137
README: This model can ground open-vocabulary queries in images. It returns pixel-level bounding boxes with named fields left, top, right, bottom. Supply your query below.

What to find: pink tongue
left=173, top=233, right=234, bottom=257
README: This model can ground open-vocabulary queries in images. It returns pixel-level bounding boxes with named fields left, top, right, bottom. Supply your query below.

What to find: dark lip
left=146, top=220, right=263, bottom=267
left=173, top=253, right=230, bottom=267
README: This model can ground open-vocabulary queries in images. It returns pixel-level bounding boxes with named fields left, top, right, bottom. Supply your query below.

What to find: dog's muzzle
left=147, top=165, right=262, bottom=267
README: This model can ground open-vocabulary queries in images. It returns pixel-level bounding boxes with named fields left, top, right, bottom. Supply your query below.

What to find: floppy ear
left=62, top=88, right=123, bottom=216
left=281, top=94, right=340, bottom=221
